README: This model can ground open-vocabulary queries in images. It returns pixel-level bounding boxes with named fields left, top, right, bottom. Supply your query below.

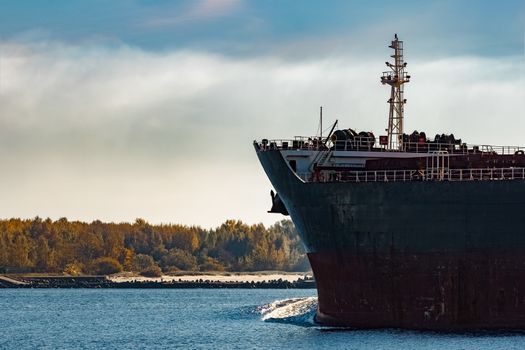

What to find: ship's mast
left=320, top=106, right=323, bottom=141
left=381, top=34, right=410, bottom=150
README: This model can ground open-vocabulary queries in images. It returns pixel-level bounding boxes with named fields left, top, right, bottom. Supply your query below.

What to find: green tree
left=91, top=257, right=123, bottom=275
left=199, top=256, right=225, bottom=272
left=162, top=248, right=198, bottom=271
left=132, top=254, right=156, bottom=271
left=0, top=218, right=308, bottom=274
left=34, top=236, right=52, bottom=271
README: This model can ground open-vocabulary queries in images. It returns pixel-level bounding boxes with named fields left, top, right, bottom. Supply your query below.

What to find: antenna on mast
left=320, top=106, right=323, bottom=140
left=381, top=34, right=410, bottom=150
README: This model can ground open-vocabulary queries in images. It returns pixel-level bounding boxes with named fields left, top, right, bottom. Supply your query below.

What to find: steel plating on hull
left=254, top=35, right=525, bottom=330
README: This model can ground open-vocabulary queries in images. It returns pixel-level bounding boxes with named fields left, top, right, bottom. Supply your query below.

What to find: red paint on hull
left=309, top=252, right=525, bottom=330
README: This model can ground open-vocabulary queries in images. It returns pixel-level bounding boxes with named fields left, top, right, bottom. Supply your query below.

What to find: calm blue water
left=2, top=289, right=525, bottom=349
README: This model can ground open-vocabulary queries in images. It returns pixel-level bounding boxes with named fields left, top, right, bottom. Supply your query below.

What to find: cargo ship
left=254, top=35, right=525, bottom=330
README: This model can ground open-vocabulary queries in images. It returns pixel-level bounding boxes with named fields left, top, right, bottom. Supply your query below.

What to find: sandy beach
left=108, top=273, right=310, bottom=284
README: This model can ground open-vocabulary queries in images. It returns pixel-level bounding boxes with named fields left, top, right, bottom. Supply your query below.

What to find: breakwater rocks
left=0, top=275, right=316, bottom=289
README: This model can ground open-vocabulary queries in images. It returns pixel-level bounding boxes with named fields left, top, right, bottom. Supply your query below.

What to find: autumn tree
left=0, top=218, right=309, bottom=274
left=91, top=257, right=123, bottom=275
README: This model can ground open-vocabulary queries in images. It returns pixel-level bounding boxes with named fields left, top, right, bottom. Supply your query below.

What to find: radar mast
left=381, top=34, right=410, bottom=150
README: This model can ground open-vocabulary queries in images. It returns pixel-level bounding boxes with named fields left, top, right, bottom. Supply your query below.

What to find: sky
left=0, top=0, right=524, bottom=228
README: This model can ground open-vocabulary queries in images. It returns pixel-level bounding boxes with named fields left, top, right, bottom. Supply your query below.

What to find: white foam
left=258, top=297, right=318, bottom=326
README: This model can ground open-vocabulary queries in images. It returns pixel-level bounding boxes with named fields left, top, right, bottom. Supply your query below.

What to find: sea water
left=2, top=289, right=525, bottom=349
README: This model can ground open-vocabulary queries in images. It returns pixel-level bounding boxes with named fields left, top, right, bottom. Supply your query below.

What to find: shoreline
left=108, top=272, right=309, bottom=284
left=0, top=273, right=315, bottom=289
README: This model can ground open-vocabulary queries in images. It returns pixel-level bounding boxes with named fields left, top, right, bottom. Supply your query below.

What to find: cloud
left=141, top=0, right=242, bottom=28
left=0, top=39, right=523, bottom=227
left=190, top=0, right=242, bottom=18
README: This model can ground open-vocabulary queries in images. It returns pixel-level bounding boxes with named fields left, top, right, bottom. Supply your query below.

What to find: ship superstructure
left=254, top=35, right=525, bottom=330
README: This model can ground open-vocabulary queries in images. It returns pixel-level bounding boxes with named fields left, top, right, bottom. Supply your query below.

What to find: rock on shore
left=0, top=274, right=315, bottom=289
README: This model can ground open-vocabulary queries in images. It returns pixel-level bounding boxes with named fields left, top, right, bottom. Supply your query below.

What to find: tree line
left=0, top=217, right=309, bottom=276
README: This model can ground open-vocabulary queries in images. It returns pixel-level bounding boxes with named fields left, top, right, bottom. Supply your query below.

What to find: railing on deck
left=256, top=138, right=525, bottom=155
left=296, top=167, right=525, bottom=183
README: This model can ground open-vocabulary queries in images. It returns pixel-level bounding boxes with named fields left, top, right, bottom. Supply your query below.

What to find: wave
left=257, top=297, right=319, bottom=327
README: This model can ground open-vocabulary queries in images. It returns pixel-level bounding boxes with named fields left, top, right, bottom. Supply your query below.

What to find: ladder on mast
left=381, top=34, right=411, bottom=150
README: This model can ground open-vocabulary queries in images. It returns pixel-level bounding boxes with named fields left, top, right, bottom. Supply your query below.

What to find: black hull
left=310, top=251, right=525, bottom=330
left=256, top=148, right=525, bottom=330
